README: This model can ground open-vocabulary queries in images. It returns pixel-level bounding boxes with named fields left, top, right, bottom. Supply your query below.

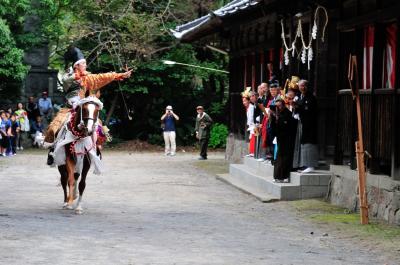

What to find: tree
left=0, top=0, right=230, bottom=145
left=0, top=0, right=68, bottom=102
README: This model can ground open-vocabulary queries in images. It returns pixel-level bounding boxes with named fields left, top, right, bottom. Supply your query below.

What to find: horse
left=55, top=98, right=102, bottom=214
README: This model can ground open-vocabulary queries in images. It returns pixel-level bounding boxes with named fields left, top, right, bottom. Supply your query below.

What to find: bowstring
left=106, top=42, right=132, bottom=120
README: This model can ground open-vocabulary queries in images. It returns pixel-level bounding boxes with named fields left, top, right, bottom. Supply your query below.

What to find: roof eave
left=172, top=0, right=263, bottom=42
left=171, top=17, right=223, bottom=42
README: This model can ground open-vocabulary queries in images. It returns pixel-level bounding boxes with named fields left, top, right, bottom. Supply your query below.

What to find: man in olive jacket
left=195, top=106, right=213, bottom=160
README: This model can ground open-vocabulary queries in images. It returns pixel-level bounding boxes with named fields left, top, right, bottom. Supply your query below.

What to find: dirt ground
left=0, top=150, right=398, bottom=264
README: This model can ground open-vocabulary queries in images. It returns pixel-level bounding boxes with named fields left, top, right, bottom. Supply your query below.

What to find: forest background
left=0, top=0, right=231, bottom=147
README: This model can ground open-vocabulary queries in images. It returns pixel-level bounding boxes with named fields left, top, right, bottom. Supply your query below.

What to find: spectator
left=38, top=91, right=53, bottom=127
left=266, top=81, right=281, bottom=163
left=296, top=79, right=318, bottom=173
left=273, top=97, right=297, bottom=182
left=31, top=116, right=44, bottom=147
left=250, top=91, right=259, bottom=157
left=26, top=96, right=40, bottom=122
left=161, top=105, right=179, bottom=156
left=241, top=88, right=255, bottom=157
left=288, top=89, right=302, bottom=170
left=195, top=106, right=213, bottom=160
left=0, top=111, right=11, bottom=156
left=8, top=114, right=20, bottom=156
left=14, top=102, right=28, bottom=150
left=256, top=83, right=269, bottom=161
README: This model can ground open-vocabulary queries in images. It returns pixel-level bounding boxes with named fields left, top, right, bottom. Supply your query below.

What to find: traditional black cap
left=269, top=81, right=280, bottom=88
left=64, top=46, right=85, bottom=70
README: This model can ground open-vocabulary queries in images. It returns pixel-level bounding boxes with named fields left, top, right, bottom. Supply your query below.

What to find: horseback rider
left=45, top=46, right=132, bottom=170
left=44, top=46, right=132, bottom=147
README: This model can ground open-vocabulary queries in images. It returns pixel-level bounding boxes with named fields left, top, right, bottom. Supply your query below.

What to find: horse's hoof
left=62, top=203, right=69, bottom=209
left=75, top=208, right=83, bottom=215
left=65, top=204, right=74, bottom=210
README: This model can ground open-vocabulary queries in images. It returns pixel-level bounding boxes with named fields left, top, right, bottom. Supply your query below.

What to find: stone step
left=243, top=156, right=274, bottom=177
left=290, top=171, right=332, bottom=186
left=217, top=174, right=279, bottom=203
left=225, top=162, right=332, bottom=201
left=229, top=164, right=301, bottom=200
left=244, top=156, right=332, bottom=186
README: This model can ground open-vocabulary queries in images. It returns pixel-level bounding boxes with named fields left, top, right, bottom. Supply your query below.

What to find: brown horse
left=57, top=100, right=101, bottom=214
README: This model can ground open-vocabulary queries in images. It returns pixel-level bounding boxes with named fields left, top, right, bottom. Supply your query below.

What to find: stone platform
left=218, top=157, right=332, bottom=202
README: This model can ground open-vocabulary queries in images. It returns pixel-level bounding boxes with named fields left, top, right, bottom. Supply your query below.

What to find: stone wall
left=329, top=165, right=400, bottom=225
left=225, top=133, right=247, bottom=163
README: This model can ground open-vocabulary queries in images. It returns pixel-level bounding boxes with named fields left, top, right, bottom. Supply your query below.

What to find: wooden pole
left=348, top=55, right=369, bottom=224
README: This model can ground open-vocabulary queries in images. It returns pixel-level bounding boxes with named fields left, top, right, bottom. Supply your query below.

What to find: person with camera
left=255, top=83, right=270, bottom=161
left=265, top=81, right=281, bottom=163
left=161, top=105, right=179, bottom=156
left=38, top=91, right=53, bottom=128
left=195, top=106, right=213, bottom=160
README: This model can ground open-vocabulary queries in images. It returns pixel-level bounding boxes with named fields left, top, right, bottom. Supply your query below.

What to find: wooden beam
left=337, top=5, right=400, bottom=31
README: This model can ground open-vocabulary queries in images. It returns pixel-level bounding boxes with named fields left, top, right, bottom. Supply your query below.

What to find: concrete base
left=329, top=165, right=400, bottom=225
left=222, top=157, right=332, bottom=201
left=225, top=134, right=246, bottom=164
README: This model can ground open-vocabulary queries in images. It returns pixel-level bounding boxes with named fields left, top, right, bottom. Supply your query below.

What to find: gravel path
left=0, top=151, right=392, bottom=264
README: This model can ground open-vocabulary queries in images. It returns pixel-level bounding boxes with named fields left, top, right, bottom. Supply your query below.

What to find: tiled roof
left=171, top=0, right=261, bottom=40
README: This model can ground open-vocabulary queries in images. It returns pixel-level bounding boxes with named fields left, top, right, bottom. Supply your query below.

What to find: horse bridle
left=78, top=101, right=99, bottom=135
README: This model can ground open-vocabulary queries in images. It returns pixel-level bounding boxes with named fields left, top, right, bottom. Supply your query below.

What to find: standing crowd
left=0, top=91, right=54, bottom=157
left=242, top=76, right=318, bottom=183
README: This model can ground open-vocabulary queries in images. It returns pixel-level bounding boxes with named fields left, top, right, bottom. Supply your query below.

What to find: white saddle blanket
left=53, top=114, right=103, bottom=175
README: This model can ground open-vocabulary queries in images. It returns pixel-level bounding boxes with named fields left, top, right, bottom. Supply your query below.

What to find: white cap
left=166, top=105, right=173, bottom=110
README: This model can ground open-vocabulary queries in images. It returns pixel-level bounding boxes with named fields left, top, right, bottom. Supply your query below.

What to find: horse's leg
left=65, top=155, right=76, bottom=209
left=75, top=156, right=90, bottom=214
left=58, top=165, right=68, bottom=209
left=73, top=173, right=80, bottom=200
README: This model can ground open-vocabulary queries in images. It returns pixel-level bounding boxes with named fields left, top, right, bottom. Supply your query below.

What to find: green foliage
left=0, top=0, right=230, bottom=145
left=0, top=19, right=28, bottom=81
left=148, top=133, right=164, bottom=145
left=0, top=0, right=64, bottom=100
left=209, top=123, right=228, bottom=148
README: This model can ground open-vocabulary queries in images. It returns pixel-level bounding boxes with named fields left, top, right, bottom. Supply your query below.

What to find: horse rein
left=77, top=101, right=99, bottom=136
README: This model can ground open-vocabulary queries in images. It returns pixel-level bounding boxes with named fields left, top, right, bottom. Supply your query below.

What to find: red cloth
left=363, top=26, right=374, bottom=89
left=249, top=133, right=255, bottom=154
left=261, top=115, right=268, bottom=148
left=383, top=23, right=397, bottom=88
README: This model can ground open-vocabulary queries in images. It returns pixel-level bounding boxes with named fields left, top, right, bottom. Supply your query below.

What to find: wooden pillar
left=370, top=23, right=384, bottom=174
left=260, top=51, right=265, bottom=83
left=334, top=28, right=344, bottom=165
left=228, top=56, right=235, bottom=133
left=244, top=55, right=247, bottom=89
left=252, top=53, right=256, bottom=90
left=392, top=20, right=400, bottom=180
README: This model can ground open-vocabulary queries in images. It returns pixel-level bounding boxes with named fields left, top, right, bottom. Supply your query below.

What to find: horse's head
left=74, top=97, right=103, bottom=136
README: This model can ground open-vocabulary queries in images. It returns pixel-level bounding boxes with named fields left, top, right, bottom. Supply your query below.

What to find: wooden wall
left=334, top=0, right=400, bottom=178
left=223, top=0, right=400, bottom=177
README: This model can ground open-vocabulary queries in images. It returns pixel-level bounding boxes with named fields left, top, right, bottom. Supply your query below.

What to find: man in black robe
left=273, top=98, right=297, bottom=182
left=296, top=79, right=318, bottom=173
